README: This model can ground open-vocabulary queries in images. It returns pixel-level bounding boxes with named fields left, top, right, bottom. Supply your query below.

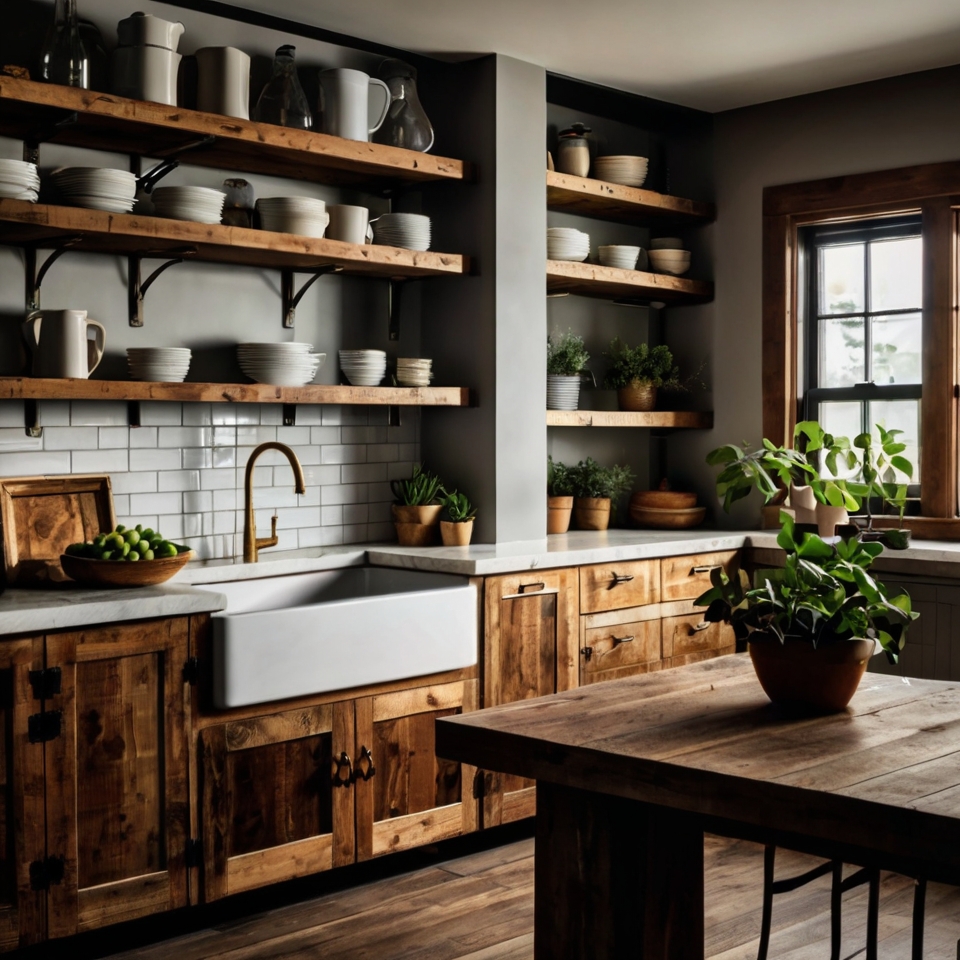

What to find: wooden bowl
left=60, top=549, right=194, bottom=588
left=630, top=490, right=698, bottom=510
left=629, top=505, right=706, bottom=529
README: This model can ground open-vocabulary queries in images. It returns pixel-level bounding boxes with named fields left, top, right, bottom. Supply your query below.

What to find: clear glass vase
left=254, top=45, right=312, bottom=130
left=38, top=0, right=90, bottom=88
left=372, top=59, right=434, bottom=153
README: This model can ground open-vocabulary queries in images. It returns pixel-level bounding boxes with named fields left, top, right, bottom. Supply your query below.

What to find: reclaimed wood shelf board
left=546, top=260, right=713, bottom=304
left=0, top=379, right=472, bottom=406
left=0, top=200, right=468, bottom=278
left=546, top=410, right=713, bottom=428
left=546, top=171, right=715, bottom=225
left=0, top=77, right=469, bottom=188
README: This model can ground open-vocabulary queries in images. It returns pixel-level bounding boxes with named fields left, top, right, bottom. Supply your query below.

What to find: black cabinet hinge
left=28, top=710, right=62, bottom=743
left=473, top=769, right=484, bottom=800
left=28, top=666, right=61, bottom=700
left=29, top=855, right=65, bottom=891
left=182, top=657, right=200, bottom=685
left=185, top=838, right=202, bottom=869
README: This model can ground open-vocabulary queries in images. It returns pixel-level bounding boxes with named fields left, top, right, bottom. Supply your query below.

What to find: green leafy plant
left=567, top=457, right=635, bottom=501
left=707, top=441, right=816, bottom=513
left=390, top=464, right=445, bottom=506
left=603, top=338, right=678, bottom=389
left=547, top=331, right=590, bottom=376
left=694, top=511, right=917, bottom=664
left=846, top=425, right=914, bottom=530
left=442, top=490, right=476, bottom=522
left=547, top=456, right=574, bottom=497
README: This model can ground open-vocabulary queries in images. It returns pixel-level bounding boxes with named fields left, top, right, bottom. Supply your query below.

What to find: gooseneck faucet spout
left=243, top=441, right=306, bottom=563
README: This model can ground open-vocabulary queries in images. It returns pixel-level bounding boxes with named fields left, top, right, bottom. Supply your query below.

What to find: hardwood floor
left=94, top=835, right=960, bottom=959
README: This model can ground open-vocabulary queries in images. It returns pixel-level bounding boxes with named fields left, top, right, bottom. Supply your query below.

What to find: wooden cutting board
left=0, top=475, right=115, bottom=587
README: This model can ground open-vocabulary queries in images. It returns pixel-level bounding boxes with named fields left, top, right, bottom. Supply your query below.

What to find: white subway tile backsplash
left=320, top=526, right=345, bottom=546
left=276, top=426, right=311, bottom=445
left=369, top=501, right=393, bottom=523
left=156, top=514, right=186, bottom=539
left=181, top=513, right=202, bottom=538
left=342, top=523, right=368, bottom=542
left=38, top=401, right=70, bottom=426
left=158, top=470, right=201, bottom=492
left=131, top=491, right=182, bottom=515
left=71, top=401, right=128, bottom=426
left=44, top=426, right=98, bottom=450
left=367, top=444, right=400, bottom=463
left=398, top=443, right=418, bottom=460
left=0, top=428, right=41, bottom=452
left=296, top=405, right=324, bottom=425
left=368, top=481, right=393, bottom=501
left=343, top=503, right=369, bottom=524
left=259, top=405, right=283, bottom=425
left=112, top=494, right=130, bottom=517
left=200, top=468, right=236, bottom=490
left=342, top=426, right=387, bottom=444
left=321, top=444, right=367, bottom=465
left=130, top=448, right=181, bottom=471
left=320, top=483, right=368, bottom=505
left=183, top=447, right=214, bottom=470
left=73, top=449, right=128, bottom=473
left=212, top=488, right=238, bottom=512
left=98, top=427, right=130, bottom=449
left=310, top=426, right=340, bottom=445
left=304, top=465, right=341, bottom=486
left=110, top=471, right=158, bottom=494
left=237, top=425, right=277, bottom=446
left=212, top=447, right=236, bottom=469
left=321, top=505, right=343, bottom=526
left=183, top=490, right=213, bottom=513
left=0, top=402, right=25, bottom=428
left=139, top=402, right=182, bottom=426
left=298, top=527, right=324, bottom=548
left=129, top=427, right=159, bottom=448
left=182, top=403, right=213, bottom=426
left=388, top=460, right=418, bottom=481
left=341, top=462, right=387, bottom=484
left=158, top=426, right=211, bottom=448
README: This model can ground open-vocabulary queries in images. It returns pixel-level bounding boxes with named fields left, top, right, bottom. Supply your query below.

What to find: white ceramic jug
left=196, top=46, right=250, bottom=120
left=318, top=68, right=390, bottom=142
left=117, top=12, right=185, bottom=51
left=23, top=310, right=105, bottom=379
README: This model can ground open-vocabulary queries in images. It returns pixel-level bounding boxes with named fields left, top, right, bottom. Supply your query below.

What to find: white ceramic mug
left=112, top=45, right=181, bottom=105
left=327, top=204, right=372, bottom=244
left=22, top=310, right=105, bottom=379
left=196, top=47, right=250, bottom=120
left=318, top=68, right=390, bottom=142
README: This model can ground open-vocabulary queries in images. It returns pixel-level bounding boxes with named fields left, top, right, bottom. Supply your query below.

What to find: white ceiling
left=228, top=0, right=960, bottom=112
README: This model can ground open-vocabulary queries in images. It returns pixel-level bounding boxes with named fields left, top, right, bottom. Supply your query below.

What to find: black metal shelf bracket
left=24, top=238, right=83, bottom=313
left=281, top=265, right=343, bottom=328
left=129, top=249, right=197, bottom=327
left=24, top=399, right=41, bottom=440
left=22, top=110, right=79, bottom=166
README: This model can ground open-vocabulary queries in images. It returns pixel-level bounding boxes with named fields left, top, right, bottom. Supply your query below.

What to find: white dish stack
left=237, top=342, right=325, bottom=386
left=598, top=245, right=642, bottom=270
left=547, top=227, right=590, bottom=262
left=339, top=349, right=387, bottom=386
left=371, top=213, right=431, bottom=251
left=396, top=357, right=433, bottom=387
left=649, top=237, right=691, bottom=275
left=49, top=167, right=137, bottom=212
left=127, top=347, right=192, bottom=382
left=0, top=159, right=39, bottom=201
left=593, top=155, right=649, bottom=187
left=256, top=197, right=329, bottom=238
left=151, top=186, right=226, bottom=224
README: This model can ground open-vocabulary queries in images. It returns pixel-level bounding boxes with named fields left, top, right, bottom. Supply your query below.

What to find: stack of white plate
left=598, top=245, right=641, bottom=270
left=547, top=227, right=590, bottom=262
left=371, top=213, right=431, bottom=251
left=49, top=166, right=136, bottom=212
left=151, top=186, right=226, bottom=223
left=237, top=342, right=325, bottom=386
left=396, top=357, right=433, bottom=387
left=648, top=248, right=691, bottom=276
left=127, top=347, right=192, bottom=382
left=339, top=349, right=387, bottom=386
left=0, top=159, right=39, bottom=201
left=256, top=197, right=329, bottom=238
left=593, top=155, right=649, bottom=187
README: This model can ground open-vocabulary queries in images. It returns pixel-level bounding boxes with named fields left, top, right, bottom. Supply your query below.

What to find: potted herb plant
left=848, top=425, right=914, bottom=549
left=695, top=512, right=917, bottom=712
left=440, top=490, right=476, bottom=546
left=547, top=456, right=574, bottom=534
left=547, top=331, right=591, bottom=411
left=390, top=464, right=445, bottom=546
left=567, top=457, right=635, bottom=530
left=603, top=338, right=678, bottom=412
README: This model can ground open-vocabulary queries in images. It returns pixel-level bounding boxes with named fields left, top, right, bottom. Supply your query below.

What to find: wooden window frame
left=763, top=161, right=960, bottom=539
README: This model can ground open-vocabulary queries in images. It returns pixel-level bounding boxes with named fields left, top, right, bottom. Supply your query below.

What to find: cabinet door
left=355, top=679, right=478, bottom=861
left=661, top=551, right=740, bottom=603
left=482, top=569, right=578, bottom=826
left=200, top=700, right=355, bottom=901
left=580, top=606, right=662, bottom=685
left=660, top=600, right=736, bottom=668
left=43, top=619, right=191, bottom=937
left=579, top=560, right=660, bottom=614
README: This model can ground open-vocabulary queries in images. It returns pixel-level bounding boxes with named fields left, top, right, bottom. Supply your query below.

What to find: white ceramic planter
left=816, top=501, right=849, bottom=538
left=547, top=374, right=581, bottom=410
left=789, top=484, right=818, bottom=526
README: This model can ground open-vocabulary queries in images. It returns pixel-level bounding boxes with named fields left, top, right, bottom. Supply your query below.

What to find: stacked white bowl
left=371, top=213, right=431, bottom=251
left=0, top=159, right=39, bottom=201
left=339, top=349, right=387, bottom=386
left=151, top=186, right=226, bottom=224
left=547, top=227, right=590, bottom=262
left=648, top=238, right=691, bottom=275
left=598, top=245, right=641, bottom=270
left=237, top=342, right=325, bottom=386
left=593, top=155, right=649, bottom=187
left=127, top=347, right=192, bottom=382
left=49, top=167, right=136, bottom=212
left=256, top=197, right=329, bottom=238
left=396, top=357, right=433, bottom=387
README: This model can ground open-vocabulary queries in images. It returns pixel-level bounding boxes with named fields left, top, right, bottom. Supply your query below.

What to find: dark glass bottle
left=255, top=45, right=312, bottom=130
left=38, top=0, right=90, bottom=88
left=373, top=59, right=434, bottom=153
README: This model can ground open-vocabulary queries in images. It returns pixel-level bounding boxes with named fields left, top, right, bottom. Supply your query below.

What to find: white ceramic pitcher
left=318, top=68, right=390, bottom=142
left=23, top=310, right=105, bottom=379
left=196, top=46, right=251, bottom=120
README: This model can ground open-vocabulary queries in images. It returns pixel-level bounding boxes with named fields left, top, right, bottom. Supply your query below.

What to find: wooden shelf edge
left=546, top=260, right=713, bottom=303
left=546, top=410, right=714, bottom=428
left=0, top=379, right=473, bottom=407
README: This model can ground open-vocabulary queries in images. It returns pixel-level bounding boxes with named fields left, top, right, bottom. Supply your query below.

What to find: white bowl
left=598, top=245, right=641, bottom=269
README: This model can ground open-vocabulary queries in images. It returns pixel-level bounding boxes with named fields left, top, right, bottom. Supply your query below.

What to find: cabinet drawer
left=661, top=550, right=740, bottom=602
left=579, top=560, right=659, bottom=614
left=661, top=609, right=735, bottom=660
left=580, top=609, right=661, bottom=681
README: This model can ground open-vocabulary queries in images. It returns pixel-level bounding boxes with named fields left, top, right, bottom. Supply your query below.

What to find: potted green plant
left=440, top=490, right=477, bottom=546
left=847, top=425, right=914, bottom=549
left=547, top=331, right=591, bottom=411
left=390, top=464, right=445, bottom=546
left=567, top=457, right=635, bottom=530
left=603, top=338, right=678, bottom=411
left=695, top=511, right=917, bottom=712
left=547, top=456, right=575, bottom=534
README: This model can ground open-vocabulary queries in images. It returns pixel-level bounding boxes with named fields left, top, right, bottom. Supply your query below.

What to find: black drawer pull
left=611, top=635, right=635, bottom=646
left=518, top=581, right=545, bottom=594
left=608, top=573, right=634, bottom=588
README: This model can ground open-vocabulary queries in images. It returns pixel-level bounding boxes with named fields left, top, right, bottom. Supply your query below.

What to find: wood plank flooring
left=96, top=835, right=960, bottom=959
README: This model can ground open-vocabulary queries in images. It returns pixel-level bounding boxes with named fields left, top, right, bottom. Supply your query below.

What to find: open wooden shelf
left=547, top=260, right=712, bottom=304
left=0, top=378, right=472, bottom=407
left=546, top=410, right=713, bottom=428
left=0, top=200, right=467, bottom=278
left=0, top=77, right=469, bottom=188
left=547, top=171, right=715, bottom=226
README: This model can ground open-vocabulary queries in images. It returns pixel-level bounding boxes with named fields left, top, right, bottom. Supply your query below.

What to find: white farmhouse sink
left=205, top=567, right=478, bottom=708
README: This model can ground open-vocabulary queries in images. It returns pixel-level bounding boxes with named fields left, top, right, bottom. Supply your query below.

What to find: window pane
left=869, top=399, right=920, bottom=482
left=871, top=312, right=922, bottom=384
left=818, top=402, right=862, bottom=479
left=870, top=236, right=922, bottom=311
left=820, top=317, right=865, bottom=386
left=819, top=243, right=864, bottom=315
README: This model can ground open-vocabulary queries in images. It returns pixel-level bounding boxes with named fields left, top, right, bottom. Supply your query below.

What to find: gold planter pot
left=617, top=382, right=657, bottom=411
left=574, top=496, right=611, bottom=531
left=547, top=495, right=574, bottom=534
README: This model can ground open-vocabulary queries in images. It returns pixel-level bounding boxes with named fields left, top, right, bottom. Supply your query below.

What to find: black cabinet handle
left=331, top=751, right=353, bottom=787
left=611, top=635, right=635, bottom=646
left=354, top=745, right=376, bottom=781
left=608, top=573, right=634, bottom=588
left=518, top=581, right=545, bottom=594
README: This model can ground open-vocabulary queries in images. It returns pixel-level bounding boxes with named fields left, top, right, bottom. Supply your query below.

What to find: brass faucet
left=243, top=441, right=306, bottom=563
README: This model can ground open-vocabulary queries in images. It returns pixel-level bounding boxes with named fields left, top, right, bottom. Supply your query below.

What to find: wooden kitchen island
left=436, top=654, right=960, bottom=960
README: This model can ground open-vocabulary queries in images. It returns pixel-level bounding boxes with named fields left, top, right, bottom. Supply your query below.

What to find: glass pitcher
left=38, top=0, right=90, bottom=88
left=372, top=59, right=434, bottom=153
left=255, top=45, right=313, bottom=130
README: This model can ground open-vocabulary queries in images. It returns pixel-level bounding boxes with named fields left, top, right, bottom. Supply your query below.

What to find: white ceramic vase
left=547, top=375, right=581, bottom=410
left=789, top=484, right=818, bottom=526
left=816, top=502, right=849, bottom=539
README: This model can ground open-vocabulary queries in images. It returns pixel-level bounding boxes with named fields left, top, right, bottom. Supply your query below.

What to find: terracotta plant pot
left=789, top=484, right=818, bottom=526
left=617, top=382, right=656, bottom=412
left=574, top=496, right=611, bottom=531
left=392, top=503, right=442, bottom=525
left=440, top=519, right=474, bottom=546
left=749, top=634, right=877, bottom=713
left=815, top=501, right=849, bottom=539
left=394, top=521, right=439, bottom=546
left=547, top=495, right=574, bottom=534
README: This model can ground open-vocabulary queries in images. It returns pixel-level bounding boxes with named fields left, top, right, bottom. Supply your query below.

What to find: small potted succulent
left=567, top=457, right=635, bottom=530
left=547, top=456, right=575, bottom=534
left=440, top=490, right=477, bottom=546
left=390, top=464, right=445, bottom=546
left=547, top=331, right=591, bottom=410
left=603, top=338, right=678, bottom=412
